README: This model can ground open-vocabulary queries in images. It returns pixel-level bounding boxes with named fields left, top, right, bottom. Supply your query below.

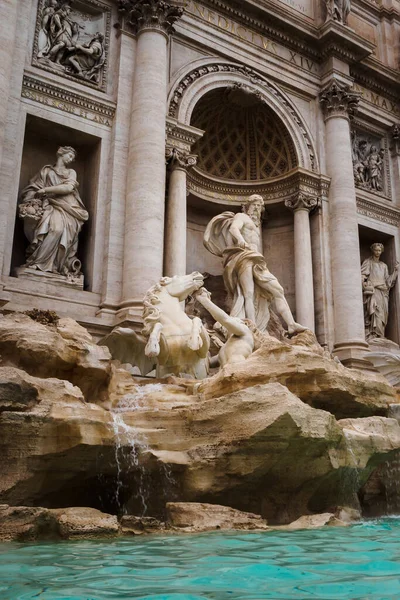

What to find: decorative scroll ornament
left=166, top=147, right=197, bottom=169
left=319, top=80, right=360, bottom=120
left=118, top=0, right=185, bottom=35
left=285, top=193, right=318, bottom=212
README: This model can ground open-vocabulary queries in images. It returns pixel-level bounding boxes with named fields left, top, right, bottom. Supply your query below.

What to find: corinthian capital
left=319, top=80, right=360, bottom=120
left=285, top=193, right=318, bottom=212
left=166, top=146, right=197, bottom=169
left=118, top=0, right=185, bottom=36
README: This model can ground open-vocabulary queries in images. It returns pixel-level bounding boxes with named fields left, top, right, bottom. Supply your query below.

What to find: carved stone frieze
left=351, top=130, right=387, bottom=195
left=285, top=192, right=319, bottom=212
left=166, top=147, right=197, bottom=169
left=33, top=0, right=111, bottom=92
left=21, top=75, right=116, bottom=127
left=118, top=0, right=185, bottom=35
left=356, top=197, right=400, bottom=227
left=320, top=80, right=360, bottom=120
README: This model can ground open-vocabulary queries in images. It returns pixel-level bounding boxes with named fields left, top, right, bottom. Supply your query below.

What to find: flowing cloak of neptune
left=203, top=211, right=277, bottom=332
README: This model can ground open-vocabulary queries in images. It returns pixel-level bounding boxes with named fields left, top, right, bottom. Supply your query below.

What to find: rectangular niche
left=11, top=114, right=101, bottom=292
left=359, top=224, right=399, bottom=345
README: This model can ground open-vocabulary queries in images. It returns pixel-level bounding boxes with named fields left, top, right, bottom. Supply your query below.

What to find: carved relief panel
left=351, top=128, right=390, bottom=199
left=33, top=0, right=111, bottom=92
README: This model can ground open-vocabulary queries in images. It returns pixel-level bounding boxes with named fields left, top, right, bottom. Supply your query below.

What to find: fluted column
left=119, top=0, right=185, bottom=316
left=320, top=80, right=368, bottom=366
left=164, top=148, right=197, bottom=277
left=285, top=193, right=317, bottom=331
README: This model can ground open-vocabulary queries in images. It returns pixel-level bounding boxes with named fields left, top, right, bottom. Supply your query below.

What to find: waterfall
left=109, top=383, right=175, bottom=516
left=342, top=430, right=362, bottom=509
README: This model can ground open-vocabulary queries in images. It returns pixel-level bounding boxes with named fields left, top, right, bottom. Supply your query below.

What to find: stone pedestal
left=164, top=148, right=197, bottom=277
left=119, top=1, right=185, bottom=318
left=15, top=266, right=84, bottom=290
left=285, top=193, right=317, bottom=332
left=320, top=80, right=369, bottom=368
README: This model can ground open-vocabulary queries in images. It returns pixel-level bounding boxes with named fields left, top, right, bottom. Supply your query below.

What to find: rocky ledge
left=0, top=311, right=399, bottom=528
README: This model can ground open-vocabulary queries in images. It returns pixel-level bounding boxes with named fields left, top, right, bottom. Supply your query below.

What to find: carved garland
left=168, top=62, right=317, bottom=172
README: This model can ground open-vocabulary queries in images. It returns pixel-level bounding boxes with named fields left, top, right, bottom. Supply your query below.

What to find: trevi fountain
left=2, top=0, right=400, bottom=597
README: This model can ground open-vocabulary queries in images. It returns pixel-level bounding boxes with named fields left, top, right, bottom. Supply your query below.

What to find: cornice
left=351, top=60, right=400, bottom=102
left=184, top=0, right=321, bottom=61
left=187, top=166, right=330, bottom=205
left=21, top=74, right=116, bottom=126
left=356, top=196, right=400, bottom=227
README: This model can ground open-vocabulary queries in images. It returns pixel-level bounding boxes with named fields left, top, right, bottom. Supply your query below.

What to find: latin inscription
left=187, top=2, right=317, bottom=74
left=353, top=83, right=400, bottom=116
left=22, top=88, right=113, bottom=127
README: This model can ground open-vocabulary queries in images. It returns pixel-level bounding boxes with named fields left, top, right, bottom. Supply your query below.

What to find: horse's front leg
left=145, top=322, right=163, bottom=358
left=187, top=317, right=204, bottom=351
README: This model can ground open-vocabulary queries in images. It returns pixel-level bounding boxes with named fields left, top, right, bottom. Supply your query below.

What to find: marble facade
left=1, top=0, right=400, bottom=366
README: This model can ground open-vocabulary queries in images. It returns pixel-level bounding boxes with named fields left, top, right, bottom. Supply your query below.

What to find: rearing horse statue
left=100, top=272, right=210, bottom=379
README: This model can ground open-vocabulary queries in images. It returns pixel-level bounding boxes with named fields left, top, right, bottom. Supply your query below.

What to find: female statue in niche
left=18, top=146, right=88, bottom=282
left=361, top=243, right=399, bottom=340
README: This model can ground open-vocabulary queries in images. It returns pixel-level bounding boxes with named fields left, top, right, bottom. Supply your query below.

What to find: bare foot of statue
left=287, top=322, right=308, bottom=336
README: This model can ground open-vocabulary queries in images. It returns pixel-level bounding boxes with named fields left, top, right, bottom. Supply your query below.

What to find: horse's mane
left=142, top=276, right=173, bottom=336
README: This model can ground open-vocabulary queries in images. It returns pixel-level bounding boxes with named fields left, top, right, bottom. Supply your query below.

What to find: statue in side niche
left=361, top=243, right=399, bottom=340
left=18, top=146, right=88, bottom=284
left=325, top=0, right=351, bottom=24
left=203, top=194, right=307, bottom=335
left=101, top=272, right=211, bottom=379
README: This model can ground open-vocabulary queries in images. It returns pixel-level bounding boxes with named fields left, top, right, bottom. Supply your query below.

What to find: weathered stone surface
left=0, top=366, right=115, bottom=506
left=120, top=515, right=166, bottom=535
left=197, top=331, right=395, bottom=419
left=0, top=504, right=59, bottom=541
left=166, top=502, right=268, bottom=532
left=1, top=315, right=400, bottom=526
left=0, top=313, right=111, bottom=402
left=0, top=505, right=119, bottom=541
left=278, top=513, right=348, bottom=530
left=51, top=507, right=119, bottom=539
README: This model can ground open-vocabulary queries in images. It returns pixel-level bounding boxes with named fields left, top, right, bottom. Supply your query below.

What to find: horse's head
left=162, top=271, right=204, bottom=301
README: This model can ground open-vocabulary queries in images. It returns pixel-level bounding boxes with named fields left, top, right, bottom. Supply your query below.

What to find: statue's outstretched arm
left=194, top=288, right=249, bottom=337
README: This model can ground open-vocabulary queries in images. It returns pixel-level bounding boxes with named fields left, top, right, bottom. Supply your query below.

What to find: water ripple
left=1, top=520, right=400, bottom=599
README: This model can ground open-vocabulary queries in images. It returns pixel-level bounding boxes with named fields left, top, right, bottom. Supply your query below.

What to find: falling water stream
left=109, top=383, right=175, bottom=516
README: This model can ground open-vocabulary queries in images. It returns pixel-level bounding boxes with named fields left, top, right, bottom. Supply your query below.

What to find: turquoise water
left=1, top=519, right=400, bottom=599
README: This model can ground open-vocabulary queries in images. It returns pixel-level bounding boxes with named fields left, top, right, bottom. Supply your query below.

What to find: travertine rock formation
left=166, top=502, right=268, bottom=532
left=0, top=311, right=399, bottom=526
left=197, top=330, right=396, bottom=419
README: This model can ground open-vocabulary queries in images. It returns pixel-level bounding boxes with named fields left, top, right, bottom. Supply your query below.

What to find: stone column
left=118, top=0, right=185, bottom=318
left=285, top=193, right=317, bottom=331
left=320, top=80, right=369, bottom=367
left=0, top=0, right=18, bottom=172
left=164, top=148, right=197, bottom=277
